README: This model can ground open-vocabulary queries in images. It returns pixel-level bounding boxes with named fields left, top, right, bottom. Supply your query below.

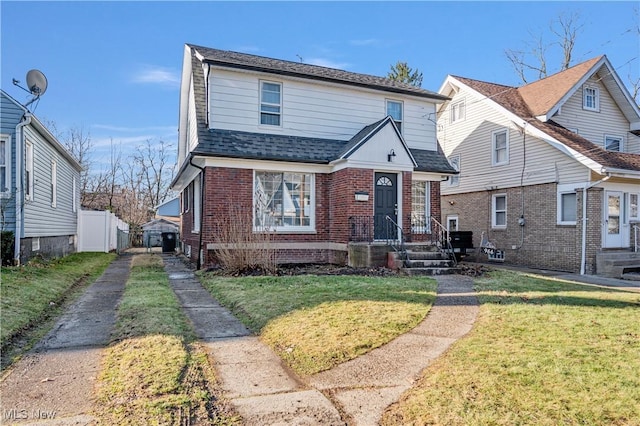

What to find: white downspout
left=14, top=113, right=32, bottom=264
left=580, top=174, right=610, bottom=275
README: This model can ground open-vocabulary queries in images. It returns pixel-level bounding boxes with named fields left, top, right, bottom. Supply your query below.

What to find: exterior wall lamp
left=387, top=149, right=396, bottom=162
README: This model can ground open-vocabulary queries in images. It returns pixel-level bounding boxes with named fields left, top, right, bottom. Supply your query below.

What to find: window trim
left=193, top=177, right=201, bottom=233
left=25, top=141, right=34, bottom=201
left=604, top=134, right=623, bottom=152
left=583, top=86, right=599, bottom=112
left=492, top=194, right=507, bottom=229
left=448, top=155, right=460, bottom=186
left=450, top=99, right=466, bottom=123
left=51, top=159, right=57, bottom=208
left=492, top=129, right=509, bottom=166
left=629, top=192, right=639, bottom=221
left=253, top=170, right=315, bottom=232
left=386, top=99, right=403, bottom=133
left=0, top=134, right=10, bottom=197
left=557, top=186, right=578, bottom=225
left=259, top=80, right=282, bottom=127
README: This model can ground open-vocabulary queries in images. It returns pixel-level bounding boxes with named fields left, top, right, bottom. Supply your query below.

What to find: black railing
left=349, top=216, right=374, bottom=242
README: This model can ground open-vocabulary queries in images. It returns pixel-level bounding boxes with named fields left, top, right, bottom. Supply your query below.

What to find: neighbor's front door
left=374, top=172, right=398, bottom=240
left=604, top=191, right=625, bottom=248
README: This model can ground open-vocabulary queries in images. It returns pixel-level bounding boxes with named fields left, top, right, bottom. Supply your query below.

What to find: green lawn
left=198, top=274, right=437, bottom=375
left=1, top=252, right=115, bottom=360
left=382, top=269, right=640, bottom=426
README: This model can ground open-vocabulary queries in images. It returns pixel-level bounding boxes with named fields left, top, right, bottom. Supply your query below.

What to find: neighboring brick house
left=171, top=44, right=456, bottom=268
left=437, top=55, right=640, bottom=275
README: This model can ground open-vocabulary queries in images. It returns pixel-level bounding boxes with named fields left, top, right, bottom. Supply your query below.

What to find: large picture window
left=254, top=171, right=314, bottom=230
left=411, top=181, right=431, bottom=233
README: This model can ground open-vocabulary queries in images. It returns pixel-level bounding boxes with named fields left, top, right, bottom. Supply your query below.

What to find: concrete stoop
left=596, top=250, right=640, bottom=279
left=393, top=246, right=459, bottom=276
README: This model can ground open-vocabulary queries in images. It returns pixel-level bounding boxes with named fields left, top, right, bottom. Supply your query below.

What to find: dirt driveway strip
left=0, top=254, right=132, bottom=426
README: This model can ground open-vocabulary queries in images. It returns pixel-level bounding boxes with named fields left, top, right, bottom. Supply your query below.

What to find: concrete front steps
left=596, top=249, right=640, bottom=280
left=390, top=244, right=459, bottom=276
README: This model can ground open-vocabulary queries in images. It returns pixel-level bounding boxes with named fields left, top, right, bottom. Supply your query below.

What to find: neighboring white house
left=1, top=89, right=82, bottom=264
left=437, top=55, right=640, bottom=275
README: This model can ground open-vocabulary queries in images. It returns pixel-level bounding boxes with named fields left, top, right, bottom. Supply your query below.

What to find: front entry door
left=374, top=173, right=398, bottom=240
left=604, top=191, right=624, bottom=248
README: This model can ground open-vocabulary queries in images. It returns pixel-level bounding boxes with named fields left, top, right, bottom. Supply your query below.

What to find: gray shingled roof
left=189, top=44, right=449, bottom=101
left=411, top=148, right=458, bottom=173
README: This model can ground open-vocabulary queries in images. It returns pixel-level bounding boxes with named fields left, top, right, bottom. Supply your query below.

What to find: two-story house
left=1, top=89, right=82, bottom=265
left=171, top=44, right=456, bottom=269
left=437, top=56, right=640, bottom=276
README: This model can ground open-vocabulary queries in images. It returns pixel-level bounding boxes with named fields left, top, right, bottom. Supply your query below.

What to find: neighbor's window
left=411, top=181, right=431, bottom=233
left=51, top=159, right=57, bottom=208
left=449, top=155, right=460, bottom=186
left=558, top=192, right=577, bottom=224
left=492, top=194, right=507, bottom=228
left=0, top=134, right=10, bottom=195
left=25, top=141, right=33, bottom=201
left=254, top=171, right=314, bottom=230
left=260, top=81, right=282, bottom=126
left=492, top=129, right=509, bottom=165
left=386, top=100, right=403, bottom=133
left=630, top=193, right=639, bottom=220
left=450, top=99, right=465, bottom=123
left=605, top=135, right=622, bottom=152
left=583, top=86, right=599, bottom=111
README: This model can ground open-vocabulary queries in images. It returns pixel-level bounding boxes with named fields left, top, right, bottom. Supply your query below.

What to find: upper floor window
left=25, top=141, right=34, bottom=201
left=386, top=100, right=403, bottom=133
left=492, top=129, right=509, bottom=166
left=450, top=99, right=465, bottom=123
left=605, top=135, right=622, bottom=152
left=0, top=134, right=10, bottom=195
left=449, top=155, right=460, bottom=186
left=583, top=86, right=599, bottom=111
left=492, top=194, right=507, bottom=228
left=260, top=81, right=282, bottom=126
left=254, top=171, right=314, bottom=231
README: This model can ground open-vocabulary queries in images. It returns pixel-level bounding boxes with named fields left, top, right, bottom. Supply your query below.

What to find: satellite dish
left=26, top=69, right=47, bottom=96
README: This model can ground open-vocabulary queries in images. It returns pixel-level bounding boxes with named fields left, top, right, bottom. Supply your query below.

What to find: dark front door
left=374, top=172, right=398, bottom=240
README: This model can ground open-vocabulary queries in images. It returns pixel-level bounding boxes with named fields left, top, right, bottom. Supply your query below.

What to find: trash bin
left=161, top=232, right=176, bottom=253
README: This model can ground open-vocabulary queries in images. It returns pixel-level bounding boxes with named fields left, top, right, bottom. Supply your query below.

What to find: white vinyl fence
left=78, top=210, right=129, bottom=253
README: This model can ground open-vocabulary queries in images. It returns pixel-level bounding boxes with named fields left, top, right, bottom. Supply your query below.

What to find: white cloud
left=131, top=66, right=180, bottom=88
left=306, top=58, right=351, bottom=70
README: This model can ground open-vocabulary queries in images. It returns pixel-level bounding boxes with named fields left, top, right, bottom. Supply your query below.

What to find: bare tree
left=506, top=11, right=583, bottom=84
left=133, top=139, right=176, bottom=210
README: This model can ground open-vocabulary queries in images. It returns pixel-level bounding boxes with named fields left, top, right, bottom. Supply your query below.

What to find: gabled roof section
left=448, top=75, right=640, bottom=175
left=188, top=44, right=449, bottom=101
left=517, top=56, right=603, bottom=117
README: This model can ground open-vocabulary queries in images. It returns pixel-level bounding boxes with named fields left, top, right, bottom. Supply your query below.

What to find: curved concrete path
left=163, top=255, right=478, bottom=425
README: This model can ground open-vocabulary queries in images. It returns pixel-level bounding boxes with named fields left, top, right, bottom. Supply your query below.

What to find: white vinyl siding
left=25, top=141, right=34, bottom=201
left=72, top=176, right=77, bottom=213
left=207, top=68, right=438, bottom=152
left=0, top=134, right=9, bottom=195
left=492, top=194, right=507, bottom=228
left=492, top=129, right=509, bottom=166
left=386, top=99, right=403, bottom=133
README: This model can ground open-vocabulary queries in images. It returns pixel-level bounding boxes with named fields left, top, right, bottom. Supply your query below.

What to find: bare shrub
left=213, top=206, right=277, bottom=274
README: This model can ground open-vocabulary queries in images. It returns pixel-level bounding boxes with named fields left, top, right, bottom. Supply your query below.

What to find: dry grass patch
left=199, top=274, right=437, bottom=375
left=382, top=270, right=640, bottom=426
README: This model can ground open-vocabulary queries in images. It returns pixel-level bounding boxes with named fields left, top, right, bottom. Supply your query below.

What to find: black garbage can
left=161, top=232, right=177, bottom=253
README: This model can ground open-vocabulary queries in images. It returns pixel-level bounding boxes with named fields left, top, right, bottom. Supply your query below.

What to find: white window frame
left=32, top=237, right=40, bottom=251
left=583, top=86, right=599, bottom=111
left=51, top=159, right=57, bottom=208
left=449, top=155, right=460, bottom=186
left=629, top=192, right=639, bottom=221
left=446, top=215, right=459, bottom=231
left=260, top=80, right=282, bottom=127
left=604, top=134, right=623, bottom=152
left=492, top=194, right=507, bottom=229
left=25, top=141, right=34, bottom=201
left=0, top=134, right=10, bottom=197
left=492, top=129, right=509, bottom=166
left=253, top=170, right=315, bottom=232
left=386, top=99, right=403, bottom=133
left=411, top=180, right=431, bottom=233
left=193, top=176, right=201, bottom=233
left=450, top=99, right=465, bottom=123
left=557, top=185, right=578, bottom=225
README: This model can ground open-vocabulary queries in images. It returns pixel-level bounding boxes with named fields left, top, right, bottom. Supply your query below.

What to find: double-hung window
left=492, top=194, right=507, bottom=228
left=0, top=134, right=10, bottom=195
left=583, top=86, right=599, bottom=111
left=386, top=100, right=403, bottom=133
left=605, top=135, right=622, bottom=152
left=254, top=171, right=314, bottom=231
left=411, top=181, right=431, bottom=233
left=492, top=129, right=509, bottom=165
left=260, top=81, right=282, bottom=126
left=25, top=141, right=34, bottom=201
left=450, top=99, right=465, bottom=123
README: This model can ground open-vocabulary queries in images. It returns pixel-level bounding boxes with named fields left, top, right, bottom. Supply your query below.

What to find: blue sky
left=2, top=1, right=638, bottom=166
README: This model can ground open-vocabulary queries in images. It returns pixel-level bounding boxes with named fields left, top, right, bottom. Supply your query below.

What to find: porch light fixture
left=387, top=149, right=396, bottom=162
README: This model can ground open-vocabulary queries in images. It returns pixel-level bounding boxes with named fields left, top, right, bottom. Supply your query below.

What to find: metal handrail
left=430, top=217, right=457, bottom=266
left=385, top=215, right=407, bottom=265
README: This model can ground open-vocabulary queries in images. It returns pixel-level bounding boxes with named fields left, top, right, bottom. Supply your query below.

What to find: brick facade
left=180, top=166, right=442, bottom=268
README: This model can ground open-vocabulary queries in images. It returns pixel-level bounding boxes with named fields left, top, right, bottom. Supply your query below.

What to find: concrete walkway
left=0, top=254, right=131, bottom=426
left=163, top=255, right=478, bottom=425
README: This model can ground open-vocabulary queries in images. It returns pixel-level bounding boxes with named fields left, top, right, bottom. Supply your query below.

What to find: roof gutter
left=14, top=113, right=32, bottom=264
left=580, top=173, right=611, bottom=275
